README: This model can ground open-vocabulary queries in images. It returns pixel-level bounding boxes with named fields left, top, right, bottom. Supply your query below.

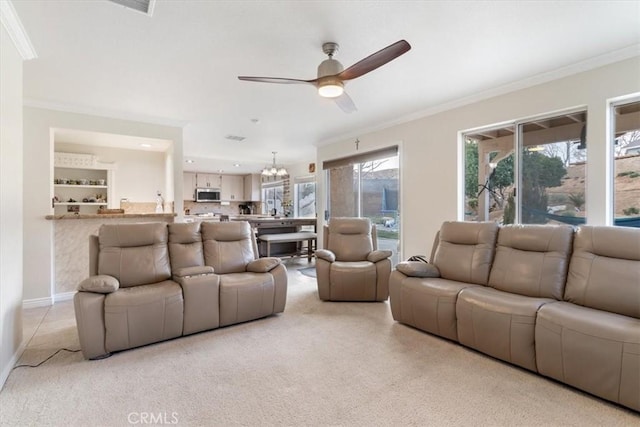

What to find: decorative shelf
left=54, top=184, right=108, bottom=189
left=54, top=202, right=107, bottom=206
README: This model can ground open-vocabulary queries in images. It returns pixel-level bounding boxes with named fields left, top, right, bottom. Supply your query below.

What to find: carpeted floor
left=1, top=259, right=637, bottom=426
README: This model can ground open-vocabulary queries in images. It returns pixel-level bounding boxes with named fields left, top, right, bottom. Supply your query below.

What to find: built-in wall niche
left=53, top=152, right=116, bottom=215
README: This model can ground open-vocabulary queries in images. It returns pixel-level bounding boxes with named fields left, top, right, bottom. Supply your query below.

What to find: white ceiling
left=12, top=1, right=640, bottom=174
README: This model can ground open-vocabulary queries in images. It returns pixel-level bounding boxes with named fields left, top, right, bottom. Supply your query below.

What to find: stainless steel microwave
left=195, top=187, right=221, bottom=202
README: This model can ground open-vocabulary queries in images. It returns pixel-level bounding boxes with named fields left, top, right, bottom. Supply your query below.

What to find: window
left=261, top=181, right=284, bottom=216
left=293, top=177, right=316, bottom=218
left=323, top=146, right=400, bottom=264
left=611, top=98, right=640, bottom=227
left=464, top=110, right=587, bottom=225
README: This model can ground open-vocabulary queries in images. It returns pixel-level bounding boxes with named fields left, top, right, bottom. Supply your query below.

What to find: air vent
left=107, top=0, right=155, bottom=16
left=225, top=135, right=246, bottom=142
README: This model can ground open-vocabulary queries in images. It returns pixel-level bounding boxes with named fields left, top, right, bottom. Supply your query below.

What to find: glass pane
left=327, top=164, right=358, bottom=217
left=463, top=126, right=514, bottom=223
left=360, top=157, right=399, bottom=265
left=519, top=111, right=587, bottom=225
left=262, top=185, right=283, bottom=215
left=295, top=182, right=316, bottom=218
left=613, top=100, right=640, bottom=227
left=325, top=152, right=400, bottom=264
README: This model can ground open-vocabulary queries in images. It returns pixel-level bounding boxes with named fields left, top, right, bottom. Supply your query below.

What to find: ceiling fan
left=238, top=40, right=411, bottom=113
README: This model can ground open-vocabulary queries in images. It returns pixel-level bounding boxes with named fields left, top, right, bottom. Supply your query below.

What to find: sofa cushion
left=457, top=286, right=554, bottom=371
left=565, top=225, right=640, bottom=319
left=219, top=273, right=275, bottom=327
left=168, top=222, right=205, bottom=271
left=432, top=221, right=499, bottom=285
left=389, top=274, right=476, bottom=341
left=202, top=221, right=256, bottom=274
left=98, top=222, right=171, bottom=287
left=536, top=301, right=640, bottom=411
left=329, top=261, right=377, bottom=301
left=104, top=280, right=183, bottom=352
left=488, top=224, right=574, bottom=299
left=327, top=218, right=374, bottom=262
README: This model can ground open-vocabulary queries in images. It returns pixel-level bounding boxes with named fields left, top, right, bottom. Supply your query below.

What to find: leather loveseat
left=389, top=221, right=640, bottom=412
left=74, top=221, right=287, bottom=359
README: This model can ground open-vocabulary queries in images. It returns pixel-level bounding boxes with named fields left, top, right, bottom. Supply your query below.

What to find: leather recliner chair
left=315, top=217, right=392, bottom=301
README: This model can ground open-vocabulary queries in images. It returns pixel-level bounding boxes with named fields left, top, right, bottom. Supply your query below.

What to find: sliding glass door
left=324, top=146, right=400, bottom=264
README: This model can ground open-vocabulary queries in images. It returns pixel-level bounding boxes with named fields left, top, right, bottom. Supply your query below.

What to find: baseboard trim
left=54, top=291, right=76, bottom=303
left=0, top=340, right=27, bottom=391
left=22, top=296, right=53, bottom=309
left=22, top=291, right=75, bottom=309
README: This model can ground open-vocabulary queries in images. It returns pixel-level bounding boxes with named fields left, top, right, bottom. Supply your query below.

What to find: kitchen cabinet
left=183, top=172, right=197, bottom=201
left=244, top=174, right=261, bottom=202
left=221, top=175, right=244, bottom=200
left=196, top=173, right=221, bottom=188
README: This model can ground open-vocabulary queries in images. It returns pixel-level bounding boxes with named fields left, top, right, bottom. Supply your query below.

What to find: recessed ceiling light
left=250, top=118, right=260, bottom=124
left=233, top=163, right=240, bottom=167
left=185, top=159, right=194, bottom=164
left=218, top=169, right=224, bottom=173
left=140, top=143, right=152, bottom=148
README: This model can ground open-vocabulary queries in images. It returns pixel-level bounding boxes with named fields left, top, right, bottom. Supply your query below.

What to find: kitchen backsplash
left=184, top=200, right=262, bottom=216
left=118, top=200, right=261, bottom=215
left=120, top=201, right=174, bottom=214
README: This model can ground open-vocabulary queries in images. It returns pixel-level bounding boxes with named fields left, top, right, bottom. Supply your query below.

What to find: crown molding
left=318, top=44, right=640, bottom=147
left=23, top=98, right=189, bottom=129
left=0, top=0, right=36, bottom=60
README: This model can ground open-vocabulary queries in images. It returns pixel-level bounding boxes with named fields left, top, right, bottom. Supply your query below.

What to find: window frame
left=461, top=106, right=588, bottom=225
left=608, top=93, right=640, bottom=226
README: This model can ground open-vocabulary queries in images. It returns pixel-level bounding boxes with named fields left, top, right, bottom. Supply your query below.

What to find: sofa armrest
left=78, top=275, right=120, bottom=294
left=315, top=249, right=335, bottom=263
left=367, top=250, right=392, bottom=263
left=174, top=266, right=215, bottom=278
left=395, top=261, right=440, bottom=278
left=247, top=257, right=282, bottom=273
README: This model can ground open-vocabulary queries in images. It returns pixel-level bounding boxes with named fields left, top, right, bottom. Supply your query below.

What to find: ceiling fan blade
left=238, top=76, right=317, bottom=85
left=334, top=92, right=357, bottom=114
left=338, top=40, right=411, bottom=81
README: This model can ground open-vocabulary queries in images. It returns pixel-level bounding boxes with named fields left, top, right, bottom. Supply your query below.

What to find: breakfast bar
left=45, top=213, right=176, bottom=297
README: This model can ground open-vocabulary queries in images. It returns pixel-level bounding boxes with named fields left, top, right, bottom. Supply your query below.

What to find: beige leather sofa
left=390, top=221, right=640, bottom=412
left=74, top=221, right=287, bottom=359
left=315, top=217, right=392, bottom=301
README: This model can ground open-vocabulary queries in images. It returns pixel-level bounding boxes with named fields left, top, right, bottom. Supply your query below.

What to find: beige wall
left=0, top=24, right=24, bottom=388
left=22, top=107, right=184, bottom=303
left=317, top=57, right=640, bottom=259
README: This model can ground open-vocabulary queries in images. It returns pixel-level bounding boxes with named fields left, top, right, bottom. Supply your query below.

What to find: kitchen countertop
left=45, top=213, right=177, bottom=220
left=185, top=214, right=315, bottom=221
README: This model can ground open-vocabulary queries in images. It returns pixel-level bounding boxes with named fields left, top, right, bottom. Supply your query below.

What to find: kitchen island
left=46, top=213, right=176, bottom=297
left=186, top=215, right=317, bottom=257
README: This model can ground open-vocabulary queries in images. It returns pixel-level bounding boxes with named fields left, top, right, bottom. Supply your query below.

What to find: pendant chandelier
left=261, top=151, right=288, bottom=176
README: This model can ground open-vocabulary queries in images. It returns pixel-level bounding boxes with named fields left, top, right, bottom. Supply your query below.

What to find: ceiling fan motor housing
left=317, top=58, right=344, bottom=78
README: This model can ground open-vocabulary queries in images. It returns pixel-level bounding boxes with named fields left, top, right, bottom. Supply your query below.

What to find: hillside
left=548, top=154, right=640, bottom=216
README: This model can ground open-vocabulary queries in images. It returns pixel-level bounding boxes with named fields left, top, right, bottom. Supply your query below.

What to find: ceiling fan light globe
left=318, top=83, right=344, bottom=98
